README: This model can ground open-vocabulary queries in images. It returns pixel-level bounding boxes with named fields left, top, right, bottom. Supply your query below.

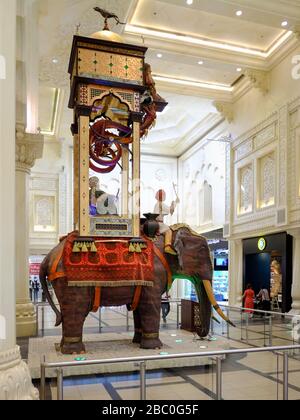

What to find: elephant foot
left=132, top=331, right=142, bottom=344
left=140, top=333, right=162, bottom=350
left=61, top=338, right=86, bottom=355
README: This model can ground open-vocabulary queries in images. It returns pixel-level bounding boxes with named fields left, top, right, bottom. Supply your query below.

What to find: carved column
left=0, top=0, right=38, bottom=400
left=288, top=228, right=300, bottom=315
left=15, top=124, right=44, bottom=337
left=228, top=239, right=243, bottom=306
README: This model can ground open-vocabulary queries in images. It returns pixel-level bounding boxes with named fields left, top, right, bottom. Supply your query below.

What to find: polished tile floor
left=19, top=303, right=300, bottom=400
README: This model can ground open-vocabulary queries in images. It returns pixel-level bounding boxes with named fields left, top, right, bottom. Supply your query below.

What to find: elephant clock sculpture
left=39, top=10, right=234, bottom=355
left=40, top=224, right=234, bottom=355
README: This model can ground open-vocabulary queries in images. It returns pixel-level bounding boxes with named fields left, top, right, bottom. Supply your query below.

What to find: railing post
left=210, top=316, right=214, bottom=336
left=98, top=308, right=102, bottom=333
left=40, top=357, right=46, bottom=401
left=140, top=361, right=146, bottom=401
left=246, top=313, right=249, bottom=344
left=57, top=368, right=64, bottom=401
left=216, top=357, right=222, bottom=400
left=269, top=316, right=273, bottom=347
left=41, top=306, right=45, bottom=337
left=36, top=304, right=39, bottom=337
left=177, top=303, right=180, bottom=329
left=226, top=308, right=230, bottom=339
left=126, top=310, right=129, bottom=332
left=283, top=352, right=289, bottom=401
left=240, top=310, right=243, bottom=340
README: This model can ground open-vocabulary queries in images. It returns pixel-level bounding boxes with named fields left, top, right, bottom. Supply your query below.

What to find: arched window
left=198, top=181, right=213, bottom=225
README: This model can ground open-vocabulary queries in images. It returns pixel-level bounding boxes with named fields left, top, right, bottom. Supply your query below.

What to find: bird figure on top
left=94, top=7, right=126, bottom=28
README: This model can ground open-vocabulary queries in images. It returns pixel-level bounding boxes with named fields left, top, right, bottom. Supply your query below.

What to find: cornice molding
left=244, top=69, right=270, bottom=95
left=213, top=101, right=234, bottom=123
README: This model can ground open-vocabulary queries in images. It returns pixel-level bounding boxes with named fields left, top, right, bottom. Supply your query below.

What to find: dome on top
left=90, top=29, right=124, bottom=43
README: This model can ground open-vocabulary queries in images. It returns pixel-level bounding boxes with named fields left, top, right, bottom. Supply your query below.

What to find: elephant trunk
left=203, top=280, right=235, bottom=327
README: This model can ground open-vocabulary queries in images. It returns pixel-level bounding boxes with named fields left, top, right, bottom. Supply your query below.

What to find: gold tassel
left=135, top=243, right=142, bottom=253
left=90, top=242, right=97, bottom=253
left=140, top=242, right=147, bottom=249
left=129, top=243, right=135, bottom=253
left=81, top=243, right=88, bottom=253
left=72, top=242, right=81, bottom=253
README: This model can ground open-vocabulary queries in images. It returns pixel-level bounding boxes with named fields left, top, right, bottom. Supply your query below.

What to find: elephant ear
left=174, top=233, right=213, bottom=281
left=173, top=231, right=212, bottom=337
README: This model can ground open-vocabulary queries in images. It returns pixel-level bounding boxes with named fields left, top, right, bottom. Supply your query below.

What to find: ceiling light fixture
left=281, top=20, right=288, bottom=27
left=236, top=10, right=243, bottom=16
left=125, top=25, right=293, bottom=58
left=236, top=67, right=242, bottom=72
left=198, top=60, right=204, bottom=65
left=52, top=58, right=58, bottom=64
left=157, top=53, right=163, bottom=58
left=186, top=0, right=193, bottom=5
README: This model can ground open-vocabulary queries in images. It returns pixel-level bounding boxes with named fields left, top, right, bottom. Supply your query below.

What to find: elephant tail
left=39, top=258, right=62, bottom=327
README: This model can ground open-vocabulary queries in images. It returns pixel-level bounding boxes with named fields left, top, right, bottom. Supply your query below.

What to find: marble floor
left=18, top=303, right=300, bottom=401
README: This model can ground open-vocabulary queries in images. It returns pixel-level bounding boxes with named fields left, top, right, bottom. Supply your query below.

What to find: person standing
left=242, top=284, right=255, bottom=318
left=257, top=287, right=271, bottom=316
left=153, top=189, right=179, bottom=255
left=29, top=278, right=33, bottom=301
left=161, top=291, right=171, bottom=323
left=33, top=279, right=40, bottom=302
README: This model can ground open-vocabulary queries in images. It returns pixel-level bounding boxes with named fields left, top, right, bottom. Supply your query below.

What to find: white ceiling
left=131, top=0, right=284, bottom=51
left=37, top=0, right=300, bottom=155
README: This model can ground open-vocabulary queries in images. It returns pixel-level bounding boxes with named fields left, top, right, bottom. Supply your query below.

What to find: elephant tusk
left=203, top=280, right=236, bottom=327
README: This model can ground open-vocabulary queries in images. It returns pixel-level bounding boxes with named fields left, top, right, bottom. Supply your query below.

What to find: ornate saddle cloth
left=63, top=234, right=154, bottom=287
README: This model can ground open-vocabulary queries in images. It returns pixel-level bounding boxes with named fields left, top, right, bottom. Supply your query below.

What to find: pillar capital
left=15, top=124, right=44, bottom=173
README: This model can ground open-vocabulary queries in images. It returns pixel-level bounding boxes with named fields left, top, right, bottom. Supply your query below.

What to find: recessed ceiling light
left=157, top=53, right=163, bottom=58
left=281, top=20, right=288, bottom=27
left=52, top=58, right=58, bottom=64
left=236, top=67, right=242, bottom=72
left=186, top=0, right=193, bottom=5
left=236, top=10, right=243, bottom=16
left=198, top=60, right=204, bottom=65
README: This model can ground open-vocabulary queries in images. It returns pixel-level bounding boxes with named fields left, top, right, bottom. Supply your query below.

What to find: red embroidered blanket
left=63, top=235, right=154, bottom=287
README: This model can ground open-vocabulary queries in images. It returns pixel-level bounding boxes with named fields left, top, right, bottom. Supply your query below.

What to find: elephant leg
left=60, top=287, right=91, bottom=355
left=132, top=308, right=142, bottom=344
left=139, top=289, right=163, bottom=350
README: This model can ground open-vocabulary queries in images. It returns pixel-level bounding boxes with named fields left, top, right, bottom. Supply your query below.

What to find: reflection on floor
left=18, top=303, right=300, bottom=400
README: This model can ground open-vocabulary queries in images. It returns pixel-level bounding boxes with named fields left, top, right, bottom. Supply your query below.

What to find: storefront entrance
left=245, top=253, right=271, bottom=293
left=243, top=233, right=293, bottom=313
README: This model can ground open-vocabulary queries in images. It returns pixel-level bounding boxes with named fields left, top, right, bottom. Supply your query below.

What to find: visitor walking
left=161, top=291, right=171, bottom=323
left=242, top=284, right=255, bottom=318
left=33, top=279, right=40, bottom=302
left=257, top=287, right=271, bottom=316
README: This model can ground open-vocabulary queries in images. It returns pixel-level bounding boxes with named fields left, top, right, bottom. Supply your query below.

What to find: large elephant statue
left=40, top=225, right=233, bottom=354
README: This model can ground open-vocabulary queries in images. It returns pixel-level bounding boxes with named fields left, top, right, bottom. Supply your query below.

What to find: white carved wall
left=178, top=130, right=227, bottom=233
left=29, top=138, right=73, bottom=254
left=29, top=173, right=59, bottom=253
left=225, top=96, right=300, bottom=239
left=225, top=96, right=300, bottom=306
